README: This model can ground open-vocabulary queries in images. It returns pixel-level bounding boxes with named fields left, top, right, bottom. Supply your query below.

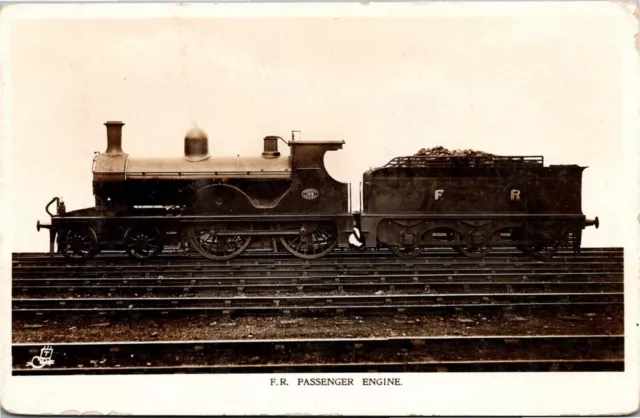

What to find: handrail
left=45, top=197, right=60, bottom=217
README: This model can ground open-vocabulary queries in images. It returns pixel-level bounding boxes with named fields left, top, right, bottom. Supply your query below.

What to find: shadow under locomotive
left=37, top=121, right=599, bottom=262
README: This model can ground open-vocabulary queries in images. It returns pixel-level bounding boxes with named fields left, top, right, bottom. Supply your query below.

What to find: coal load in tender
left=415, top=146, right=496, bottom=157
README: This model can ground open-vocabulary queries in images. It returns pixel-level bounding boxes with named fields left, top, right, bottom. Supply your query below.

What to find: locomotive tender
left=37, top=121, right=599, bottom=261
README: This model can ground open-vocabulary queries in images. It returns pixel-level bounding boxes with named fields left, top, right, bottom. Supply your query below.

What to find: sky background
left=7, top=13, right=628, bottom=251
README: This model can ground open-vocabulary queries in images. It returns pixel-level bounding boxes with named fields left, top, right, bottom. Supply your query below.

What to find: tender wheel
left=187, top=224, right=252, bottom=261
left=454, top=244, right=492, bottom=258
left=389, top=245, right=422, bottom=259
left=124, top=227, right=164, bottom=260
left=521, top=227, right=564, bottom=261
left=517, top=245, right=544, bottom=254
left=59, top=227, right=98, bottom=261
left=524, top=241, right=561, bottom=261
left=280, top=222, right=338, bottom=260
left=451, top=230, right=492, bottom=258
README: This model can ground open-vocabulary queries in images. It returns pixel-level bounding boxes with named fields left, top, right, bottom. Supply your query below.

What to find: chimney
left=104, top=121, right=125, bottom=156
left=262, top=136, right=280, bottom=159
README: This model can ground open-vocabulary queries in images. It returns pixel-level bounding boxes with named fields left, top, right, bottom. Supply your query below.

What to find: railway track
left=12, top=260, right=623, bottom=278
left=13, top=248, right=624, bottom=375
left=12, top=248, right=623, bottom=272
left=12, top=266, right=623, bottom=280
left=12, top=247, right=623, bottom=263
left=12, top=293, right=622, bottom=319
left=12, top=247, right=624, bottom=319
left=12, top=334, right=623, bottom=375
left=14, top=278, right=622, bottom=298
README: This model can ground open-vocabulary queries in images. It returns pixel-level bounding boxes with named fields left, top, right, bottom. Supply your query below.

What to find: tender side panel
left=527, top=166, right=585, bottom=214
left=363, top=165, right=585, bottom=215
left=360, top=160, right=587, bottom=248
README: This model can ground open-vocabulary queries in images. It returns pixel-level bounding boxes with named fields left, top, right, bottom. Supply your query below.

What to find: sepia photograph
left=0, top=2, right=638, bottom=415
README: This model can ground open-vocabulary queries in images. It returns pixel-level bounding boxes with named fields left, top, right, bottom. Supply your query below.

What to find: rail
left=12, top=335, right=624, bottom=375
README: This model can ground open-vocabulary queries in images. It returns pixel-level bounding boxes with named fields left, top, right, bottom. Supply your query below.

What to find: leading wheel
left=280, top=222, right=338, bottom=260
left=59, top=227, right=98, bottom=261
left=187, top=224, right=252, bottom=261
left=124, top=227, right=164, bottom=260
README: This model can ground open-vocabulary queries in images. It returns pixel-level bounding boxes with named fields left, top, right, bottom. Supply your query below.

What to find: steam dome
left=184, top=127, right=210, bottom=162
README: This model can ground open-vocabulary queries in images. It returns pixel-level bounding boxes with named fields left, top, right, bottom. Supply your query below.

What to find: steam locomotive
left=37, top=121, right=599, bottom=261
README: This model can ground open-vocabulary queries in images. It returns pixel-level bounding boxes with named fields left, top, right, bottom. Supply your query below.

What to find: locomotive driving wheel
left=59, top=227, right=98, bottom=261
left=124, top=227, right=164, bottom=260
left=187, top=224, right=252, bottom=261
left=279, top=222, right=338, bottom=260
